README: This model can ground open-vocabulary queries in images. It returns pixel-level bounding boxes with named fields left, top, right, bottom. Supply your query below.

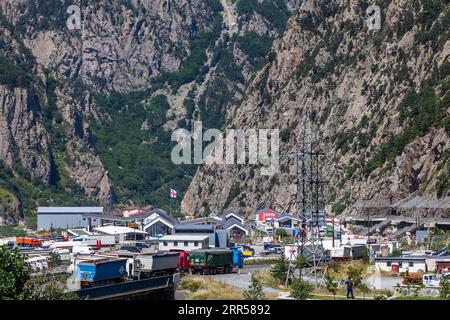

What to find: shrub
left=270, top=253, right=288, bottom=284
left=439, top=276, right=450, bottom=300
left=290, top=279, right=314, bottom=300
left=243, top=274, right=266, bottom=300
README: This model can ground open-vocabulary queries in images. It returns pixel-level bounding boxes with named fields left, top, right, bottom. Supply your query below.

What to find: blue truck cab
left=232, top=247, right=244, bottom=269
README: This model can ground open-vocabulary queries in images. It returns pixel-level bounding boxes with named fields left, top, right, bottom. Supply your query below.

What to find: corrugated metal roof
left=83, top=213, right=150, bottom=221
left=38, top=207, right=103, bottom=214
left=159, top=235, right=209, bottom=241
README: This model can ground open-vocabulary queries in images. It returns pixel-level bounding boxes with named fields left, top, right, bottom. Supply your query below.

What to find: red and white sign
left=170, top=189, right=177, bottom=199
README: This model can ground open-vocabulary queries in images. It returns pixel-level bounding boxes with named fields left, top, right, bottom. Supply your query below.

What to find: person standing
left=347, top=276, right=355, bottom=299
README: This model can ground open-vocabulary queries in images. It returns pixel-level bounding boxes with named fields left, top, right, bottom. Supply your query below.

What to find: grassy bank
left=180, top=276, right=244, bottom=300
left=244, top=257, right=278, bottom=266
left=254, top=270, right=288, bottom=291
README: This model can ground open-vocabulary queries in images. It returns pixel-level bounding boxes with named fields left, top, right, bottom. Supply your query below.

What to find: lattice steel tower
left=290, top=110, right=328, bottom=287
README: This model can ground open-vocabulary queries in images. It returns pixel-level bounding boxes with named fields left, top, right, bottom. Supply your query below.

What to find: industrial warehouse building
left=37, top=207, right=103, bottom=231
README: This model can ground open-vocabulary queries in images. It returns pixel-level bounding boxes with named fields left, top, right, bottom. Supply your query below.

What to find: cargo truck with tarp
left=77, top=256, right=128, bottom=288
left=72, top=253, right=180, bottom=299
left=189, top=249, right=234, bottom=275
left=137, top=252, right=179, bottom=277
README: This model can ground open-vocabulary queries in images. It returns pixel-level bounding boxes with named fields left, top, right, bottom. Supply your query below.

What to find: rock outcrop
left=0, top=0, right=302, bottom=223
left=182, top=0, right=450, bottom=218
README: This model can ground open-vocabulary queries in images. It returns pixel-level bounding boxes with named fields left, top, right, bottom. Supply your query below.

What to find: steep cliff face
left=0, top=0, right=221, bottom=92
left=0, top=0, right=303, bottom=225
left=0, top=85, right=52, bottom=182
left=182, top=0, right=450, bottom=217
left=0, top=8, right=115, bottom=224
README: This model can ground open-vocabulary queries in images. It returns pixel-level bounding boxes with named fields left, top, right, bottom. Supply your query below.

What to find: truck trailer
left=137, top=252, right=179, bottom=277
left=189, top=249, right=234, bottom=275
left=77, top=256, right=128, bottom=288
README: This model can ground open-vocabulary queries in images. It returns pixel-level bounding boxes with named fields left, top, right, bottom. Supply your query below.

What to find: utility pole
left=332, top=217, right=335, bottom=247
left=367, top=210, right=371, bottom=245
left=339, top=217, right=342, bottom=246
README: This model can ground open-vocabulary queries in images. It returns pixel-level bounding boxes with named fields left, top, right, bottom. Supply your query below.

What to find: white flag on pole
left=170, top=189, right=177, bottom=199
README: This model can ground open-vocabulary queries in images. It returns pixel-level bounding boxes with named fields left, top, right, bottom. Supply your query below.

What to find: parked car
left=269, top=247, right=283, bottom=254
left=135, top=242, right=150, bottom=249
left=239, top=245, right=255, bottom=257
left=119, top=245, right=141, bottom=253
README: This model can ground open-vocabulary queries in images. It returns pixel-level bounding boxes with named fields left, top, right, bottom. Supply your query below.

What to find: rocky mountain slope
left=0, top=0, right=300, bottom=226
left=182, top=0, right=450, bottom=218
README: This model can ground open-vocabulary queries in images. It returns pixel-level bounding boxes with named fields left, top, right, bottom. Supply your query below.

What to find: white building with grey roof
left=37, top=207, right=103, bottom=231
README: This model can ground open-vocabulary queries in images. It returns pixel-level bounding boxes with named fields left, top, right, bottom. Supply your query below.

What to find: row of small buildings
left=37, top=206, right=301, bottom=236
left=37, top=207, right=268, bottom=239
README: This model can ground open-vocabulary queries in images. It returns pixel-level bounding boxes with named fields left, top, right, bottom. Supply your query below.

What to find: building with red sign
left=256, top=208, right=281, bottom=226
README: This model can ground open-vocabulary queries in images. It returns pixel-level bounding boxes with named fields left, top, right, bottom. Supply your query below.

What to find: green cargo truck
left=189, top=249, right=234, bottom=275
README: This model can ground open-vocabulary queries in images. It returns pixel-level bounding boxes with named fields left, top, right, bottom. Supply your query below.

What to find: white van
left=53, top=248, right=71, bottom=261
left=27, top=256, right=49, bottom=272
left=72, top=246, right=95, bottom=255
left=423, top=274, right=440, bottom=287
